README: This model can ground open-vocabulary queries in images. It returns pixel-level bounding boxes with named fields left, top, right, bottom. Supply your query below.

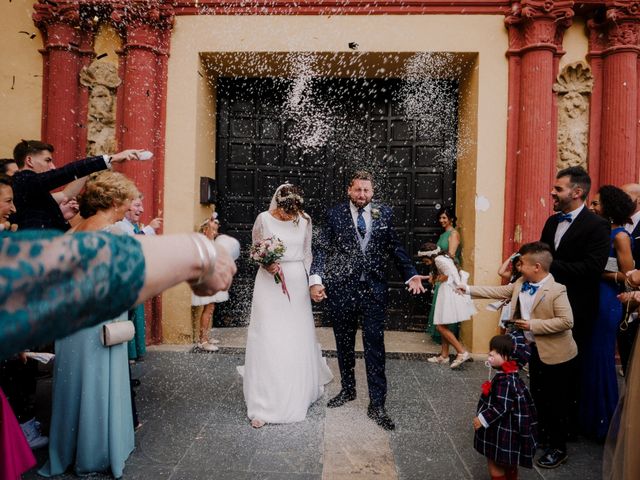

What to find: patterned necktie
left=357, top=208, right=366, bottom=239
left=557, top=212, right=572, bottom=223
left=521, top=281, right=539, bottom=296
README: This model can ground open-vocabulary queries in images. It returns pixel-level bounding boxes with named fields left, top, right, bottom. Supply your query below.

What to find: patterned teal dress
left=0, top=230, right=145, bottom=360
left=427, top=229, right=462, bottom=342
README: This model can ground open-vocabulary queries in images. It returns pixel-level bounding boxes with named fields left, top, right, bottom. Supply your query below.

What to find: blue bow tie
left=521, top=281, right=539, bottom=296
left=557, top=213, right=572, bottom=223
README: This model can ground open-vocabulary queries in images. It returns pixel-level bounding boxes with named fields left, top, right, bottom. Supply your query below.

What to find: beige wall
left=0, top=0, right=42, bottom=157
left=164, top=14, right=511, bottom=350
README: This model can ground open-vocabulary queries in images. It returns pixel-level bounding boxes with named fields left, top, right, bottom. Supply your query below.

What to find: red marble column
left=112, top=2, right=174, bottom=344
left=588, top=4, right=640, bottom=186
left=503, top=0, right=574, bottom=255
left=33, top=3, right=85, bottom=166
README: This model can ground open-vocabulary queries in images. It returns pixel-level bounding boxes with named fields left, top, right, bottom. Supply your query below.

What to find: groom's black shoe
left=367, top=404, right=395, bottom=431
left=327, top=389, right=356, bottom=408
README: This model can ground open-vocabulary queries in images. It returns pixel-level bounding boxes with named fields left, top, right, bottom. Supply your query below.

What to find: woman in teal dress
left=39, top=172, right=141, bottom=478
left=427, top=206, right=462, bottom=343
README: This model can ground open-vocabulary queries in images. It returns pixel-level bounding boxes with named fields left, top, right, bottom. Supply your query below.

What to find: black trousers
left=0, top=357, right=38, bottom=423
left=529, top=344, right=577, bottom=452
left=329, top=283, right=387, bottom=407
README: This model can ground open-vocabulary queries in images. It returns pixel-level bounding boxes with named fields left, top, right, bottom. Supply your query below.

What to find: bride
left=239, top=183, right=333, bottom=428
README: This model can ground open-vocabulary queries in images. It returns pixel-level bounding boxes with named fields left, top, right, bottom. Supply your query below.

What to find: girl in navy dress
left=473, top=334, right=537, bottom=480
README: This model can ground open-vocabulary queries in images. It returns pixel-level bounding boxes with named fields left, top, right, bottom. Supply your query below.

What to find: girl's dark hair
left=598, top=185, right=635, bottom=226
left=0, top=159, right=17, bottom=175
left=489, top=335, right=514, bottom=359
left=419, top=241, right=457, bottom=276
left=275, top=184, right=305, bottom=217
left=436, top=205, right=457, bottom=227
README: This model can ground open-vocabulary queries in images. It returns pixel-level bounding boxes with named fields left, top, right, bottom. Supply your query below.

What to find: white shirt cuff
left=478, top=413, right=489, bottom=428
left=404, top=275, right=420, bottom=285
left=103, top=154, right=112, bottom=169
left=309, top=274, right=323, bottom=287
left=142, top=226, right=156, bottom=235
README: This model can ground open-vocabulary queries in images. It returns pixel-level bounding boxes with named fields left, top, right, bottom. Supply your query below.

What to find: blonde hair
left=79, top=171, right=139, bottom=218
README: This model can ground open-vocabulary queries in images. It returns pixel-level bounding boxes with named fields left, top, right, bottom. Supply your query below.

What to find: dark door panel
left=215, top=77, right=457, bottom=330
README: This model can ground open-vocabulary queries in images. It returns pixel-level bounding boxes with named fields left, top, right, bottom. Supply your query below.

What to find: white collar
left=350, top=202, right=371, bottom=213
left=525, top=273, right=551, bottom=287
left=563, top=203, right=585, bottom=220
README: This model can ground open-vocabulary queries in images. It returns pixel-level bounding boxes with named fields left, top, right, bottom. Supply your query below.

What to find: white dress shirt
left=554, top=203, right=585, bottom=250
left=518, top=273, right=551, bottom=343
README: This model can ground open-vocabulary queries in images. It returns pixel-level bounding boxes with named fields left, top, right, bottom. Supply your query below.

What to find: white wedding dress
left=238, top=211, right=333, bottom=424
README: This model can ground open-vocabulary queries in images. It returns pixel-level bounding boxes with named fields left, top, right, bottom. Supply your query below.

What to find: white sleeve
left=252, top=213, right=264, bottom=244
left=303, top=215, right=313, bottom=274
left=142, top=225, right=156, bottom=236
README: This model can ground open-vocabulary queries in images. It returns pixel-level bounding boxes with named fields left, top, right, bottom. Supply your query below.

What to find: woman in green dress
left=426, top=206, right=461, bottom=343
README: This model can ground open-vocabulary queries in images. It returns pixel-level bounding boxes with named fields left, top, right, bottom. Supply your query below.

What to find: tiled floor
left=24, top=331, right=604, bottom=479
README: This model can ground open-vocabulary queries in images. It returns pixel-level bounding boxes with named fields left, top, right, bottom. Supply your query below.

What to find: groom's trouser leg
left=362, top=291, right=387, bottom=407
left=330, top=299, right=358, bottom=393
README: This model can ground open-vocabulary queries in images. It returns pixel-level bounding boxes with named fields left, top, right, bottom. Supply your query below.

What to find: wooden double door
left=215, top=77, right=458, bottom=330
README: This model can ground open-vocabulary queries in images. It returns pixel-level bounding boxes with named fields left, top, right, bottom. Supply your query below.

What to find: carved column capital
left=33, top=1, right=81, bottom=30
left=506, top=1, right=574, bottom=53
left=111, top=1, right=174, bottom=53
left=588, top=4, right=640, bottom=55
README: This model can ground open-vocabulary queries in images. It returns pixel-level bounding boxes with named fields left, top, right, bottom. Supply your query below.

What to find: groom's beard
left=350, top=199, right=372, bottom=209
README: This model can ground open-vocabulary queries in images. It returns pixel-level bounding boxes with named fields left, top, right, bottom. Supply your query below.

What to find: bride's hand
left=264, top=263, right=280, bottom=275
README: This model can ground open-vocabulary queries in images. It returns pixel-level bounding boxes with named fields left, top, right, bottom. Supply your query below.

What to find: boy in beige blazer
left=461, top=241, right=577, bottom=470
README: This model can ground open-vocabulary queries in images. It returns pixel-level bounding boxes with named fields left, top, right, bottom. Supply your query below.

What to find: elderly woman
left=40, top=171, right=140, bottom=478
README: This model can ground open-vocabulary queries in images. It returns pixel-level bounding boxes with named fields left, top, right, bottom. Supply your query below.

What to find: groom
left=309, top=171, right=425, bottom=430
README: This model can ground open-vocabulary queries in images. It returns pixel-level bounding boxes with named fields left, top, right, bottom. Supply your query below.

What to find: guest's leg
left=362, top=291, right=387, bottom=406
left=199, top=303, right=215, bottom=343
left=546, top=357, right=577, bottom=452
left=529, top=345, right=550, bottom=446
left=437, top=324, right=465, bottom=355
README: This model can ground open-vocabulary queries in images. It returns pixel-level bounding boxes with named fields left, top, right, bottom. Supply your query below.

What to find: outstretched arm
left=384, top=208, right=423, bottom=293
left=0, top=230, right=236, bottom=359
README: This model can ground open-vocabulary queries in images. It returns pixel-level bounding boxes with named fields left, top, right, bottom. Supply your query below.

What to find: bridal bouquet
left=249, top=236, right=290, bottom=301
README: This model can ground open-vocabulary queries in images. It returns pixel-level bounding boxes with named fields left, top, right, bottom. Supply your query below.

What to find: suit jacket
left=470, top=276, right=577, bottom=365
left=310, top=202, right=417, bottom=306
left=539, top=207, right=609, bottom=345
left=630, top=221, right=640, bottom=269
left=10, top=156, right=108, bottom=231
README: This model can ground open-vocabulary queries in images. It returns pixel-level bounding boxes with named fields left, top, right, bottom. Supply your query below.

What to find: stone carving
left=80, top=60, right=121, bottom=156
left=553, top=61, right=593, bottom=170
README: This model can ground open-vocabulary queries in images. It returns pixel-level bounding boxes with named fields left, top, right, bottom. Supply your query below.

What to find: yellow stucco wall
left=0, top=0, right=42, bottom=157
left=164, top=14, right=514, bottom=350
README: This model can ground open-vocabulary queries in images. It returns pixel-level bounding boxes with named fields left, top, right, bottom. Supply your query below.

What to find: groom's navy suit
left=311, top=202, right=417, bottom=406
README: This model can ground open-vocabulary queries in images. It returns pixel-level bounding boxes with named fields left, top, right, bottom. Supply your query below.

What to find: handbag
left=101, top=321, right=135, bottom=347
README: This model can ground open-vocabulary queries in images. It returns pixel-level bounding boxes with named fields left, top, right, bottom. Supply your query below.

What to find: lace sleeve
left=0, top=230, right=145, bottom=359
left=252, top=213, right=264, bottom=244
left=303, top=215, right=313, bottom=273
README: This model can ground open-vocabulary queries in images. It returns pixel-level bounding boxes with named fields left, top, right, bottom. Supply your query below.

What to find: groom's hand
left=406, top=276, right=426, bottom=294
left=310, top=285, right=327, bottom=303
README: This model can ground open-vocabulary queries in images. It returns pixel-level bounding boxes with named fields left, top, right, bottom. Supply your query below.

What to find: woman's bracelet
left=189, top=233, right=217, bottom=285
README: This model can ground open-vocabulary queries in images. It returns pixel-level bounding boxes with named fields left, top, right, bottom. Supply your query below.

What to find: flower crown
left=417, top=246, right=441, bottom=257
left=276, top=192, right=304, bottom=204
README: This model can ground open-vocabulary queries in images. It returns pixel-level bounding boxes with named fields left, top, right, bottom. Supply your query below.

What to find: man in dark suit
left=619, top=183, right=640, bottom=376
left=539, top=166, right=609, bottom=467
left=309, top=171, right=424, bottom=430
left=10, top=139, right=140, bottom=231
